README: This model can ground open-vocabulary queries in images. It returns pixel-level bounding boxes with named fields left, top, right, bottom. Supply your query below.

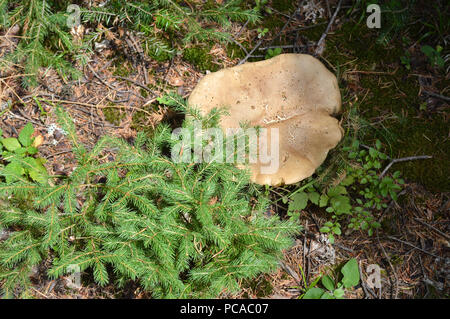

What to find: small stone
left=0, top=229, right=10, bottom=241
left=53, top=129, right=63, bottom=140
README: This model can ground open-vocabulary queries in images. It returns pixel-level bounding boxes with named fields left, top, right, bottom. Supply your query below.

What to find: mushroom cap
left=188, top=53, right=343, bottom=185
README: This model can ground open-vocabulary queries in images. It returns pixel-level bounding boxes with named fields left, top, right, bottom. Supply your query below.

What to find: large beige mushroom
left=188, top=53, right=343, bottom=185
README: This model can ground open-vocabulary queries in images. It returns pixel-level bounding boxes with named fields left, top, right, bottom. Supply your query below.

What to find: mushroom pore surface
left=188, top=53, right=343, bottom=186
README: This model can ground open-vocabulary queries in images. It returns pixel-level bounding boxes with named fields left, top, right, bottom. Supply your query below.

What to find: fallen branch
left=87, top=63, right=117, bottom=91
left=379, top=155, right=432, bottom=178
left=47, top=99, right=155, bottom=117
left=386, top=235, right=441, bottom=259
left=422, top=90, right=450, bottom=102
left=377, top=231, right=399, bottom=299
left=230, top=37, right=249, bottom=56
left=314, top=0, right=343, bottom=56
left=358, top=260, right=377, bottom=299
left=413, top=218, right=450, bottom=241
left=258, top=44, right=307, bottom=51
left=114, top=75, right=157, bottom=97
left=279, top=261, right=301, bottom=285
left=238, top=4, right=301, bottom=65
left=237, top=38, right=264, bottom=66
left=347, top=68, right=398, bottom=75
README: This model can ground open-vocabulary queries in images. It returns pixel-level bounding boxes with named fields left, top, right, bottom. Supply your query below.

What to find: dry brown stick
left=268, top=6, right=291, bottom=19
left=379, top=155, right=432, bottom=178
left=325, top=0, right=332, bottom=18
left=0, top=78, right=45, bottom=126
left=0, top=78, right=26, bottom=105
left=332, top=242, right=355, bottom=253
left=376, top=231, right=399, bottom=299
left=21, top=93, right=61, bottom=100
left=422, top=90, right=450, bottom=102
left=314, top=0, right=343, bottom=56
left=0, top=73, right=35, bottom=80
left=114, top=75, right=157, bottom=96
left=413, top=218, right=450, bottom=241
left=358, top=261, right=374, bottom=299
left=5, top=111, right=43, bottom=127
left=347, top=68, right=398, bottom=75
left=106, top=97, right=130, bottom=104
left=87, top=63, right=117, bottom=91
left=417, top=242, right=444, bottom=292
left=230, top=37, right=249, bottom=56
left=87, top=64, right=145, bottom=101
left=265, top=4, right=302, bottom=49
left=238, top=3, right=301, bottom=65
left=302, top=222, right=307, bottom=287
left=279, top=261, right=301, bottom=285
left=258, top=44, right=307, bottom=51
left=236, top=19, right=250, bottom=39
left=48, top=99, right=154, bottom=117
left=227, top=19, right=249, bottom=53
left=45, top=150, right=73, bottom=159
left=386, top=235, right=441, bottom=259
left=237, top=38, right=264, bottom=66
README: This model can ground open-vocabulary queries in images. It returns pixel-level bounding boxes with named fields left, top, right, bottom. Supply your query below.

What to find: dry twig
left=314, top=0, right=343, bottom=56
left=422, top=90, right=450, bottom=102
left=386, top=236, right=441, bottom=259
left=238, top=4, right=302, bottom=65
left=379, top=155, right=432, bottom=178
left=376, top=231, right=399, bottom=299
left=413, top=218, right=450, bottom=241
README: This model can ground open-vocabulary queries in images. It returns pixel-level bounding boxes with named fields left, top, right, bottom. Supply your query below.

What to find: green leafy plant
left=265, top=47, right=282, bottom=60
left=299, top=258, right=360, bottom=299
left=257, top=27, right=269, bottom=39
left=400, top=53, right=411, bottom=70
left=84, top=0, right=260, bottom=45
left=0, top=0, right=260, bottom=86
left=0, top=123, right=47, bottom=184
left=0, top=0, right=82, bottom=87
left=0, top=99, right=298, bottom=298
left=295, top=264, right=322, bottom=297
left=421, top=45, right=445, bottom=69
left=254, top=0, right=272, bottom=14
left=287, top=139, right=404, bottom=243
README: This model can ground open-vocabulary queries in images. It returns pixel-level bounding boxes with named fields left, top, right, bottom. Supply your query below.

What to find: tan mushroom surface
left=188, top=53, right=343, bottom=185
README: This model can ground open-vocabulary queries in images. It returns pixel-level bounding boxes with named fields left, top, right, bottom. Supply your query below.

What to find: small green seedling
left=0, top=123, right=47, bottom=184
left=33, top=96, right=48, bottom=116
left=257, top=27, right=269, bottom=39
left=300, top=258, right=361, bottom=299
left=287, top=139, right=404, bottom=241
left=421, top=45, right=445, bottom=69
left=254, top=0, right=272, bottom=14
left=265, top=47, right=282, bottom=59
left=294, top=264, right=322, bottom=297
left=400, top=54, right=411, bottom=70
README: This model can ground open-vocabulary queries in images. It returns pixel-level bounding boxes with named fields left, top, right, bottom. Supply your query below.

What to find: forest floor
left=0, top=0, right=448, bottom=298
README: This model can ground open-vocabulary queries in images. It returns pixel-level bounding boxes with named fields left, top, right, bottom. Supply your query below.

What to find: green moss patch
left=271, top=0, right=295, bottom=13
left=183, top=45, right=220, bottom=72
left=226, top=42, right=248, bottom=60
left=103, top=106, right=125, bottom=126
left=112, top=56, right=131, bottom=77
left=319, top=20, right=449, bottom=191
